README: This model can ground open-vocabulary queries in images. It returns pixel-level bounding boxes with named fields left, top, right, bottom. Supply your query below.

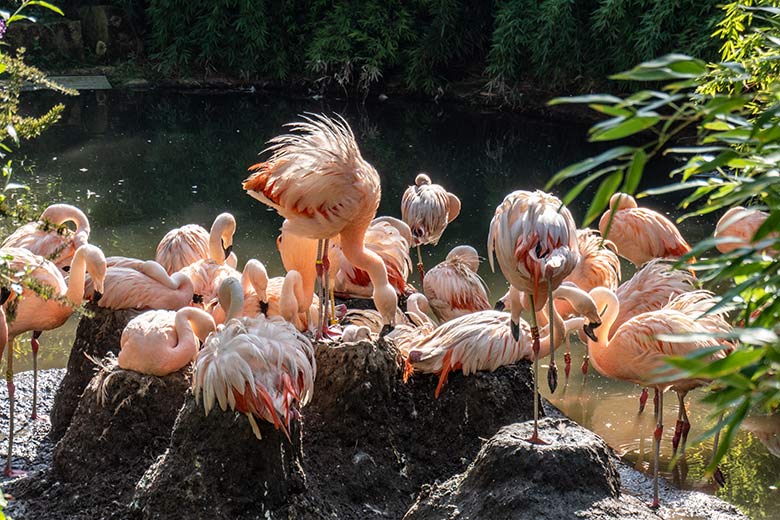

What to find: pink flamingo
left=193, top=278, right=316, bottom=439
left=1, top=244, right=106, bottom=476
left=585, top=287, right=733, bottom=508
left=90, top=260, right=194, bottom=310
left=423, top=245, right=490, bottom=323
left=401, top=173, right=461, bottom=282
left=243, top=114, right=397, bottom=336
left=599, top=193, right=691, bottom=266
left=557, top=229, right=621, bottom=316
left=1, top=203, right=91, bottom=275
left=155, top=213, right=238, bottom=274
left=265, top=271, right=320, bottom=334
left=118, top=307, right=217, bottom=376
left=714, top=206, right=771, bottom=254
left=488, top=189, right=580, bottom=442
left=206, top=260, right=270, bottom=325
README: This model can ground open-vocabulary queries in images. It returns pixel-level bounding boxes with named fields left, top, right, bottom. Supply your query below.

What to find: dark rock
left=53, top=363, right=189, bottom=483
left=131, top=393, right=306, bottom=519
left=78, top=5, right=143, bottom=62
left=6, top=20, right=84, bottom=62
left=49, top=304, right=141, bottom=439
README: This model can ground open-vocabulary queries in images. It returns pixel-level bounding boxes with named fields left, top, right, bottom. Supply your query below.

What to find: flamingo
left=0, top=244, right=106, bottom=476
left=586, top=287, right=733, bottom=508
left=89, top=260, right=194, bottom=310
left=599, top=193, right=691, bottom=266
left=243, top=114, right=397, bottom=337
left=400, top=173, right=461, bottom=282
left=264, top=271, right=321, bottom=334
left=488, top=189, right=580, bottom=443
left=557, top=229, right=621, bottom=316
left=206, top=259, right=269, bottom=325
left=1, top=203, right=91, bottom=275
left=192, top=278, right=316, bottom=439
left=713, top=206, right=771, bottom=254
left=423, top=245, right=490, bottom=323
left=155, top=213, right=238, bottom=274
left=333, top=216, right=414, bottom=299
left=118, top=307, right=217, bottom=376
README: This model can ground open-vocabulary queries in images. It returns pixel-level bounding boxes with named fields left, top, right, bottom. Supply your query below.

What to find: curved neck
left=177, top=307, right=216, bottom=342
left=280, top=270, right=305, bottom=322
left=587, top=288, right=620, bottom=364
left=222, top=279, right=245, bottom=322
left=209, top=227, right=225, bottom=263
left=407, top=295, right=432, bottom=326
left=242, top=260, right=268, bottom=302
left=65, top=248, right=88, bottom=305
left=42, top=204, right=90, bottom=235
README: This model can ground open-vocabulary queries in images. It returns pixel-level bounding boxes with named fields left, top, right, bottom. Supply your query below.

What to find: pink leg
left=5, top=338, right=26, bottom=478
left=638, top=387, right=649, bottom=414
left=31, top=331, right=41, bottom=420
left=650, top=388, right=663, bottom=509
left=525, top=294, right=548, bottom=445
left=416, top=245, right=425, bottom=285
left=564, top=352, right=571, bottom=382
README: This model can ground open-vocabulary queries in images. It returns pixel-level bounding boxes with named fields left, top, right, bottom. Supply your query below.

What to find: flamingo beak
left=193, top=293, right=204, bottom=305
left=0, top=287, right=10, bottom=305
left=379, top=324, right=394, bottom=338
left=510, top=319, right=520, bottom=342
left=223, top=242, right=233, bottom=259
left=62, top=265, right=71, bottom=273
left=494, top=299, right=506, bottom=312
left=583, top=321, right=600, bottom=342
left=259, top=300, right=269, bottom=316
left=93, top=290, right=103, bottom=302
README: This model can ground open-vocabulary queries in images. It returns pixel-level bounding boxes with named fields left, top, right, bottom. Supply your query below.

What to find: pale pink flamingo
left=423, top=245, right=490, bottom=323
left=264, top=271, right=320, bottom=334
left=599, top=193, right=691, bottom=266
left=118, top=307, right=216, bottom=376
left=155, top=213, right=238, bottom=275
left=206, top=259, right=269, bottom=325
left=401, top=173, right=461, bottom=282
left=193, top=279, right=315, bottom=439
left=488, top=189, right=580, bottom=442
left=89, top=260, right=194, bottom=311
left=244, top=114, right=397, bottom=336
left=714, top=206, right=771, bottom=254
left=341, top=324, right=372, bottom=343
left=0, top=244, right=106, bottom=476
left=1, top=203, right=90, bottom=275
left=585, top=287, right=733, bottom=508
left=557, top=229, right=621, bottom=316
left=333, top=216, right=414, bottom=299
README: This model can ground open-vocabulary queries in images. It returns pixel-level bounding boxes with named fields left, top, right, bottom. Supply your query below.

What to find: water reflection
left=9, top=91, right=780, bottom=518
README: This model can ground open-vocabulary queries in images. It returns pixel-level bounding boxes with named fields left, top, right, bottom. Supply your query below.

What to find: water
left=7, top=90, right=780, bottom=518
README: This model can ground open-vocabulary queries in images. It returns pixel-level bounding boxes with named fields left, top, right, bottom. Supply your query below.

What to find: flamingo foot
left=525, top=431, right=549, bottom=445
left=564, top=352, right=571, bottom=380
left=649, top=499, right=660, bottom=510
left=672, top=419, right=683, bottom=454
left=638, top=388, right=649, bottom=414
left=581, top=356, right=589, bottom=375
left=3, top=467, right=26, bottom=478
left=547, top=360, right=558, bottom=394
left=714, top=467, right=726, bottom=487
left=416, top=262, right=425, bottom=284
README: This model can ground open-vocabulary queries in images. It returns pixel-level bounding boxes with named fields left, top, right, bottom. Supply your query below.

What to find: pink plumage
left=423, top=245, right=490, bottom=322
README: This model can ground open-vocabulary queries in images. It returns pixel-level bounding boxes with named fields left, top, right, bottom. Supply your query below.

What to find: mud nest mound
left=50, top=304, right=141, bottom=439
left=301, top=337, right=537, bottom=519
left=131, top=394, right=306, bottom=519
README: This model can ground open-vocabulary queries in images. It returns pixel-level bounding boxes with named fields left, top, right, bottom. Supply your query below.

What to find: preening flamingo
left=245, top=114, right=397, bottom=336
left=206, top=259, right=269, bottom=325
left=90, top=260, right=194, bottom=311
left=155, top=213, right=239, bottom=275
left=0, top=244, right=106, bottom=476
left=192, top=278, right=316, bottom=439
left=118, top=307, right=216, bottom=376
left=263, top=270, right=321, bottom=334
left=586, top=287, right=733, bottom=508
left=557, top=229, right=621, bottom=316
left=423, top=245, right=490, bottom=323
left=488, top=189, right=580, bottom=442
left=1, top=203, right=91, bottom=275
left=599, top=193, right=691, bottom=266
left=714, top=206, right=771, bottom=254
left=400, top=173, right=461, bottom=282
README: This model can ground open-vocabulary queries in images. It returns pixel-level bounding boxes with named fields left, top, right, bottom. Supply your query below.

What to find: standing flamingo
left=599, top=193, right=691, bottom=266
left=401, top=173, right=461, bottom=282
left=714, top=206, right=771, bottom=254
left=1, top=203, right=91, bottom=275
left=155, top=213, right=238, bottom=274
left=586, top=287, right=733, bottom=508
left=118, top=307, right=217, bottom=376
left=243, top=113, right=397, bottom=336
left=423, top=245, right=490, bottom=323
left=488, top=189, right=580, bottom=443
left=1, top=244, right=106, bottom=476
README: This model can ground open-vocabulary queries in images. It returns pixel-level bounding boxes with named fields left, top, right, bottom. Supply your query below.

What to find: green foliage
left=548, top=1, right=780, bottom=470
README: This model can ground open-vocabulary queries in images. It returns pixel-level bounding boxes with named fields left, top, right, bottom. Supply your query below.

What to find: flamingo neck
left=242, top=260, right=268, bottom=303
left=41, top=204, right=90, bottom=236
left=65, top=248, right=88, bottom=305
left=222, top=279, right=245, bottom=322
left=587, top=287, right=620, bottom=365
left=177, top=307, right=216, bottom=343
left=280, top=270, right=304, bottom=322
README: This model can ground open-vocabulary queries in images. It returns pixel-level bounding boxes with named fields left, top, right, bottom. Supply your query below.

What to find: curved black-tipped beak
left=583, top=321, right=601, bottom=342
left=511, top=320, right=520, bottom=342
left=62, top=265, right=71, bottom=273
left=92, top=290, right=103, bottom=302
left=223, top=244, right=234, bottom=259
left=0, top=287, right=11, bottom=305
left=193, top=293, right=204, bottom=305
left=494, top=300, right=506, bottom=312
left=379, top=324, right=395, bottom=338
left=259, top=300, right=269, bottom=316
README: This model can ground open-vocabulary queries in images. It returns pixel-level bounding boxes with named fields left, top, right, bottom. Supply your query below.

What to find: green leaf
left=621, top=149, right=647, bottom=194
left=545, top=146, right=635, bottom=189
left=639, top=180, right=709, bottom=197
left=583, top=171, right=623, bottom=227
left=590, top=116, right=659, bottom=141
left=27, top=1, right=64, bottom=16
left=561, top=166, right=619, bottom=206
left=548, top=94, right=623, bottom=106
left=611, top=55, right=706, bottom=81
left=754, top=210, right=780, bottom=241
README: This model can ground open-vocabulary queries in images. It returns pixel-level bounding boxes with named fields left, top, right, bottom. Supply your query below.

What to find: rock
left=131, top=393, right=306, bottom=519
left=5, top=20, right=84, bottom=62
left=78, top=5, right=143, bottom=62
left=49, top=304, right=141, bottom=439
left=52, top=363, right=190, bottom=483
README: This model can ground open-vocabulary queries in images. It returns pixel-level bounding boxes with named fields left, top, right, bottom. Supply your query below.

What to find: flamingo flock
left=0, top=113, right=759, bottom=510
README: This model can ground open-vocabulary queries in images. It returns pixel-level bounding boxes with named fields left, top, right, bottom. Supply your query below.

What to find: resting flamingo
left=1, top=244, right=106, bottom=476
left=244, top=114, right=397, bottom=337
left=599, top=192, right=691, bottom=266
left=155, top=213, right=238, bottom=274
left=714, top=206, right=771, bottom=254
left=89, top=260, right=194, bottom=311
left=488, top=189, right=580, bottom=442
left=118, top=307, right=216, bottom=376
left=423, top=245, right=490, bottom=323
left=1, top=203, right=91, bottom=275
left=207, top=259, right=269, bottom=325
left=264, top=270, right=321, bottom=334
left=192, top=278, right=316, bottom=439
left=586, top=287, right=733, bottom=508
left=401, top=173, right=461, bottom=282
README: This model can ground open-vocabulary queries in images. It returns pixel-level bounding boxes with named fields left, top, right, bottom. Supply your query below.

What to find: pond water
left=6, top=90, right=780, bottom=518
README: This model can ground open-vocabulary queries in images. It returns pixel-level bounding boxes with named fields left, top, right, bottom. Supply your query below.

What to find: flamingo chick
left=423, top=245, right=490, bottom=323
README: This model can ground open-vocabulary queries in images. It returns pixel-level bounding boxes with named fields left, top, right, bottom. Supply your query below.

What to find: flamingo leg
left=546, top=273, right=557, bottom=394
left=651, top=388, right=663, bottom=509
left=711, top=412, right=726, bottom=487
left=416, top=245, right=425, bottom=284
left=4, top=337, right=25, bottom=477
left=638, top=387, right=649, bottom=414
left=563, top=335, right=571, bottom=386
left=525, top=294, right=548, bottom=445
left=672, top=391, right=685, bottom=455
left=679, top=393, right=691, bottom=453
left=31, top=330, right=42, bottom=420
left=315, top=239, right=325, bottom=341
